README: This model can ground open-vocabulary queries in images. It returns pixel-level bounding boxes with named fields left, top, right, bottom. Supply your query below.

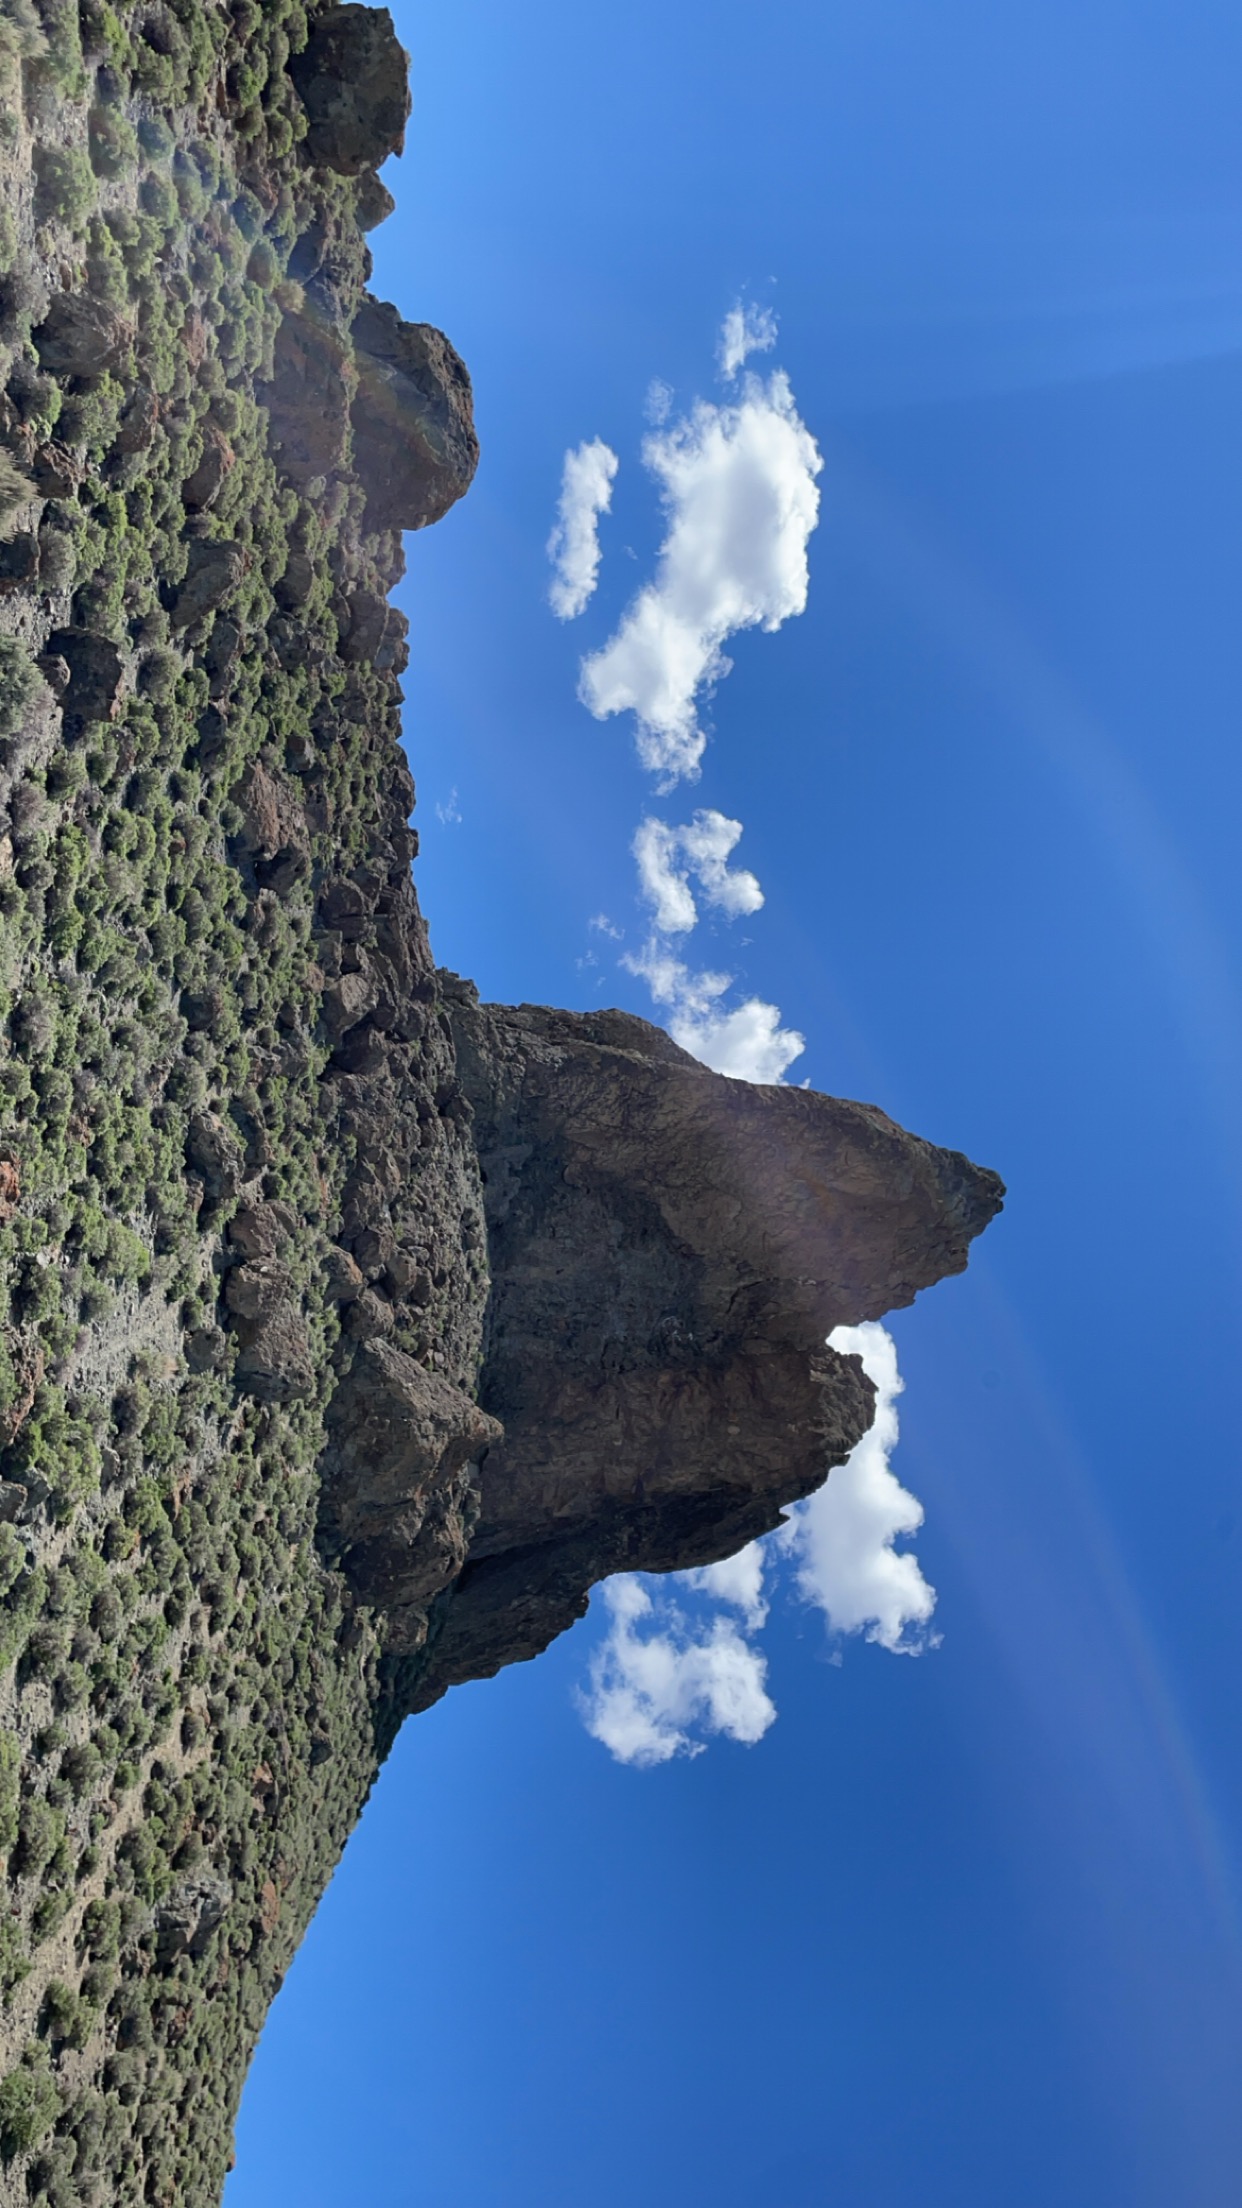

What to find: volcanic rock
left=351, top=295, right=479, bottom=531
left=170, top=539, right=243, bottom=629
left=288, top=5, right=412, bottom=176
left=32, top=293, right=129, bottom=378
left=320, top=1337, right=503, bottom=1629
left=43, top=626, right=125, bottom=724
left=408, top=996, right=1004, bottom=1703
left=260, top=308, right=355, bottom=491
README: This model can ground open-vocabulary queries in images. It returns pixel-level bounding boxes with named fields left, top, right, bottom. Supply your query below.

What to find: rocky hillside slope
left=0, top=4, right=1002, bottom=2200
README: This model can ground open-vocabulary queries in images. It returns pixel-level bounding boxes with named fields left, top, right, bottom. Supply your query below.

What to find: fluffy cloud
left=580, top=1334, right=937, bottom=1764
left=624, top=938, right=805, bottom=1083
left=777, top=1323, right=937, bottom=1652
left=680, top=1540, right=769, bottom=1630
left=718, top=301, right=778, bottom=379
left=547, top=437, right=619, bottom=620
left=580, top=1576, right=777, bottom=1767
left=578, top=373, right=822, bottom=782
left=633, top=808, right=764, bottom=934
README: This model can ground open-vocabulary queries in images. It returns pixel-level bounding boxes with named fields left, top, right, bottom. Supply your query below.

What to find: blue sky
left=227, top=1, right=1242, bottom=2199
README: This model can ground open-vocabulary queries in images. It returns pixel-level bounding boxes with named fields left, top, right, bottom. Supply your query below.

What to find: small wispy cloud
left=589, top=912, right=624, bottom=940
left=777, top=1323, right=938, bottom=1653
left=624, top=938, right=805, bottom=1083
left=718, top=300, right=778, bottom=379
left=547, top=437, right=620, bottom=620
left=645, top=378, right=673, bottom=426
left=435, top=788, right=462, bottom=825
left=633, top=809, right=764, bottom=935
left=579, top=1576, right=777, bottom=1767
left=578, top=366, right=822, bottom=784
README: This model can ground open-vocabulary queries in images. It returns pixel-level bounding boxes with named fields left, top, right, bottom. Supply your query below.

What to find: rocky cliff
left=0, top=4, right=1002, bottom=2200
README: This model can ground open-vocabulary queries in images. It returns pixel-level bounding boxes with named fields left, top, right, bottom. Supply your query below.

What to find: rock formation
left=396, top=992, right=1001, bottom=1701
left=0, top=3, right=1002, bottom=2201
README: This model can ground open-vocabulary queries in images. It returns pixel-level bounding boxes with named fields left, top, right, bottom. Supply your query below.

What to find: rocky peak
left=392, top=997, right=1003, bottom=1704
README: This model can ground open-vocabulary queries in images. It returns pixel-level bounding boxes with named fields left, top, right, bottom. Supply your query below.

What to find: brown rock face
left=351, top=296, right=479, bottom=531
left=319, top=1340, right=503, bottom=1643
left=391, top=992, right=1004, bottom=1708
left=260, top=307, right=356, bottom=491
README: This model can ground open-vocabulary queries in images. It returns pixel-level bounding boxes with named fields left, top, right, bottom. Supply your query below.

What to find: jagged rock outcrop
left=400, top=995, right=1002, bottom=1701
left=0, top=3, right=1000, bottom=2200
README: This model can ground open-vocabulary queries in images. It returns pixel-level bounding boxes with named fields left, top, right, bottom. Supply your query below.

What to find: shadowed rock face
left=288, top=3, right=412, bottom=175
left=391, top=990, right=1004, bottom=1708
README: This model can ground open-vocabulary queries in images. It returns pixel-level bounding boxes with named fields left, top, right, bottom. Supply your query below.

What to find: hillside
left=0, top=5, right=1001, bottom=2200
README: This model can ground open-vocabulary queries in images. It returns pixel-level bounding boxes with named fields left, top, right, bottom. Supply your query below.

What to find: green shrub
left=0, top=452, right=33, bottom=535
left=0, top=1732, right=18, bottom=1853
left=33, top=145, right=95, bottom=229
left=13, top=1796, right=65, bottom=1879
left=88, top=102, right=138, bottom=179
left=0, top=0, right=46, bottom=70
left=0, top=2045, right=57, bottom=2161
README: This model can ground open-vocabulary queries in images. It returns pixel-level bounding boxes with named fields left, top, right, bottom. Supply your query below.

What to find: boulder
left=0, top=533, right=38, bottom=589
left=185, top=1109, right=244, bottom=1202
left=43, top=626, right=125, bottom=725
left=31, top=442, right=83, bottom=498
left=322, top=967, right=379, bottom=1040
left=114, top=381, right=159, bottom=455
left=226, top=1201, right=297, bottom=1261
left=226, top=1261, right=314, bottom=1402
left=231, top=762, right=309, bottom=883
left=288, top=5, right=412, bottom=176
left=351, top=295, right=478, bottom=531
left=234, top=1304, right=315, bottom=1403
left=182, top=426, right=235, bottom=510
left=169, top=540, right=243, bottom=629
left=32, top=293, right=129, bottom=378
left=154, top=1874, right=232, bottom=1961
left=355, top=169, right=396, bottom=231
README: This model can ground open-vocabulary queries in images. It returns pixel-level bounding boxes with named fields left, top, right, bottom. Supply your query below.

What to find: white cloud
left=435, top=788, right=461, bottom=825
left=578, top=373, right=822, bottom=783
left=680, top=1541, right=769, bottom=1630
left=580, top=1576, right=776, bottom=1767
left=645, top=377, right=673, bottom=426
left=579, top=1337, right=938, bottom=1766
left=624, top=938, right=805, bottom=1083
left=634, top=809, right=764, bottom=935
left=547, top=438, right=620, bottom=620
left=777, top=1323, right=938, bottom=1653
left=718, top=301, right=778, bottom=379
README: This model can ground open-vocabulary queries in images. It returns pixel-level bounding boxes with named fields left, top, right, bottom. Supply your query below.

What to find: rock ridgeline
left=0, top=3, right=1001, bottom=2201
